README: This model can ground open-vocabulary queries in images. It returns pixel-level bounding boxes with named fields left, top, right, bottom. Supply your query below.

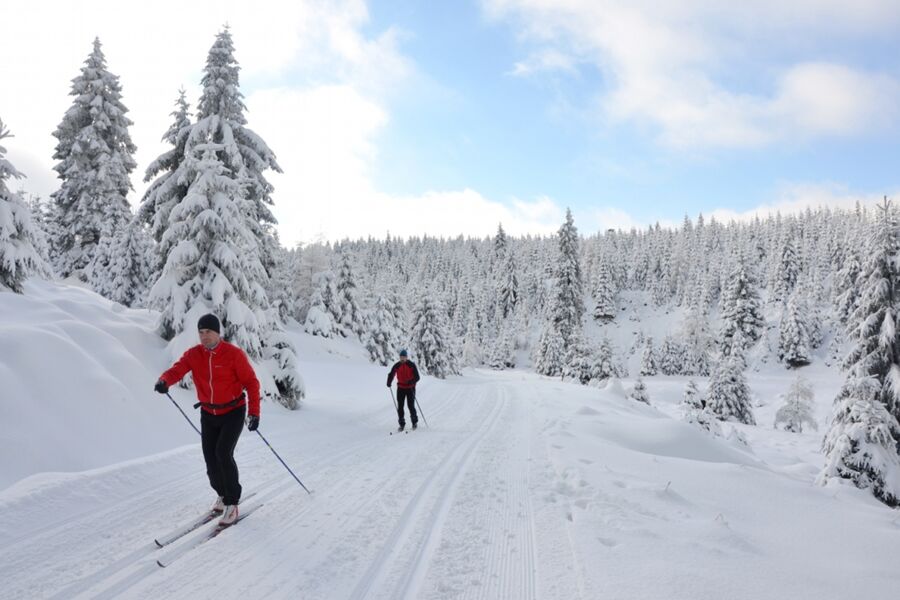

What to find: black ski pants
left=397, top=387, right=418, bottom=426
left=201, top=405, right=245, bottom=505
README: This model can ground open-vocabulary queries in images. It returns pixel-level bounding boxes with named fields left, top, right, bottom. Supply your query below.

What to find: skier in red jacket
left=387, top=349, right=421, bottom=432
left=154, top=314, right=260, bottom=525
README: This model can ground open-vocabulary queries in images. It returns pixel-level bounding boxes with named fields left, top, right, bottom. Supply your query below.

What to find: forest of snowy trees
left=1, top=29, right=899, bottom=508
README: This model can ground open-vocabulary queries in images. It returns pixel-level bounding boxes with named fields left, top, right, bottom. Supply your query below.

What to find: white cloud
left=0, top=0, right=565, bottom=247
left=704, top=183, right=898, bottom=224
left=483, top=0, right=900, bottom=149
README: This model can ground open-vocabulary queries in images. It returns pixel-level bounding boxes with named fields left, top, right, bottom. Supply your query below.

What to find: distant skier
left=387, top=349, right=421, bottom=432
left=154, top=314, right=260, bottom=526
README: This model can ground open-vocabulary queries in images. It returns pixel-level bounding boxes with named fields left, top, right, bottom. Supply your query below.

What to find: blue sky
left=2, top=0, right=899, bottom=244
left=360, top=0, right=900, bottom=229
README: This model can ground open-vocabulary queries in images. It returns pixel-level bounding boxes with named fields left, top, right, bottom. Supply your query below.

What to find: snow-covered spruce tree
left=630, top=378, right=650, bottom=405
left=363, top=294, right=403, bottom=366
left=268, top=243, right=297, bottom=323
left=148, top=29, right=303, bottom=408
left=460, top=310, right=483, bottom=367
left=335, top=250, right=365, bottom=337
left=778, top=288, right=811, bottom=368
left=591, top=336, right=625, bottom=380
left=140, top=88, right=191, bottom=250
left=197, top=27, right=281, bottom=277
left=771, top=229, right=801, bottom=304
left=24, top=194, right=53, bottom=267
left=49, top=38, right=136, bottom=281
left=774, top=376, right=817, bottom=433
left=409, top=293, right=459, bottom=378
left=718, top=254, right=764, bottom=359
left=681, top=379, right=721, bottom=435
left=659, top=335, right=686, bottom=375
left=304, top=271, right=339, bottom=338
left=0, top=120, right=48, bottom=292
left=97, top=217, right=153, bottom=307
left=562, top=334, right=594, bottom=384
left=149, top=143, right=266, bottom=353
left=821, top=200, right=900, bottom=506
left=536, top=209, right=584, bottom=375
left=592, top=262, right=617, bottom=322
left=496, top=245, right=519, bottom=319
left=833, top=243, right=863, bottom=335
left=486, top=321, right=516, bottom=370
left=640, top=337, right=659, bottom=376
left=707, top=330, right=756, bottom=425
left=821, top=376, right=900, bottom=506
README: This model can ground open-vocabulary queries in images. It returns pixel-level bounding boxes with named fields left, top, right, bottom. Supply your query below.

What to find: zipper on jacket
left=208, top=350, right=215, bottom=416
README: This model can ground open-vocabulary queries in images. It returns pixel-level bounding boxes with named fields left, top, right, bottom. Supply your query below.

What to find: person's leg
left=201, top=411, right=226, bottom=498
left=408, top=388, right=418, bottom=425
left=215, top=406, right=246, bottom=505
left=396, top=388, right=408, bottom=427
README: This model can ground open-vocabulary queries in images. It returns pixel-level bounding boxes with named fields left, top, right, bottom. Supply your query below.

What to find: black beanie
left=197, top=313, right=221, bottom=334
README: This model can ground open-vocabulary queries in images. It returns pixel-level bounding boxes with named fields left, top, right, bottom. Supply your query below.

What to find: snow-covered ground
left=1, top=282, right=898, bottom=599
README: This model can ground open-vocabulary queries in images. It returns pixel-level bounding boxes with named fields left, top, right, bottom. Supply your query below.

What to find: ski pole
left=165, top=392, right=201, bottom=435
left=414, top=394, right=430, bottom=429
left=255, top=429, right=311, bottom=494
left=389, top=387, right=398, bottom=411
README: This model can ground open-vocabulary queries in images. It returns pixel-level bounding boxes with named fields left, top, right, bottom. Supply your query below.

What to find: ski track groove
left=65, top=388, right=464, bottom=600
left=44, top=410, right=439, bottom=600
left=347, top=384, right=507, bottom=600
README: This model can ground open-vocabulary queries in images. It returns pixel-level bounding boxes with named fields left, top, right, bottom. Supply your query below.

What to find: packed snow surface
left=1, top=282, right=897, bottom=599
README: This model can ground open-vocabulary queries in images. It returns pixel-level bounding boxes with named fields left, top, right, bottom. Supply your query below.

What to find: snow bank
left=0, top=280, right=200, bottom=490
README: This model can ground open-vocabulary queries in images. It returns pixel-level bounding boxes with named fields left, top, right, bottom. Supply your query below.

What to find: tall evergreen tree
left=335, top=250, right=365, bottom=337
left=707, top=331, right=756, bottom=425
left=49, top=38, right=136, bottom=280
left=719, top=255, right=764, bottom=359
left=198, top=27, right=281, bottom=277
left=592, top=262, right=617, bottom=322
left=778, top=288, right=811, bottom=368
left=148, top=29, right=302, bottom=407
left=363, top=294, right=403, bottom=366
left=304, top=271, right=339, bottom=338
left=536, top=209, right=584, bottom=375
left=140, top=89, right=192, bottom=247
left=640, top=337, right=659, bottom=376
left=97, top=217, right=153, bottom=307
left=821, top=200, right=900, bottom=506
left=0, top=120, right=47, bottom=292
left=496, top=247, right=519, bottom=319
left=409, top=293, right=459, bottom=378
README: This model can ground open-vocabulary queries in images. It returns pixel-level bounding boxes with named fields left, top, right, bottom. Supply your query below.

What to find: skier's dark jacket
left=387, top=360, right=420, bottom=389
left=159, top=341, right=261, bottom=417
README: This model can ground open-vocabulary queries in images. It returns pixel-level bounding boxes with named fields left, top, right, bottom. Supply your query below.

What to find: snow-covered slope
left=0, top=282, right=896, bottom=599
left=0, top=280, right=202, bottom=489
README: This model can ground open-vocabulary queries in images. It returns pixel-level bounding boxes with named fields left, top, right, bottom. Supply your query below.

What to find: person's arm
left=387, top=363, right=397, bottom=387
left=412, top=362, right=421, bottom=384
left=234, top=349, right=261, bottom=417
left=159, top=348, right=194, bottom=388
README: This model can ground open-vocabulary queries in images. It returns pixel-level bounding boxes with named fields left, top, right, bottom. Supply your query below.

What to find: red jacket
left=160, top=341, right=261, bottom=417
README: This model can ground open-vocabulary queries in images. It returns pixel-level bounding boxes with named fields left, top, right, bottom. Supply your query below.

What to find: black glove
left=387, top=382, right=392, bottom=387
left=154, top=380, right=169, bottom=394
left=247, top=415, right=259, bottom=431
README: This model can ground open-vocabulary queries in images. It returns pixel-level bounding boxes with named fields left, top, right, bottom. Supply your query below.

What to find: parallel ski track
left=348, top=384, right=509, bottom=600
left=48, top=391, right=461, bottom=600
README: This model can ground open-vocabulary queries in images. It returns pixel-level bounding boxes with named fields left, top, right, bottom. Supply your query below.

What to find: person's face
left=199, top=328, right=221, bottom=348
left=400, top=355, right=407, bottom=362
